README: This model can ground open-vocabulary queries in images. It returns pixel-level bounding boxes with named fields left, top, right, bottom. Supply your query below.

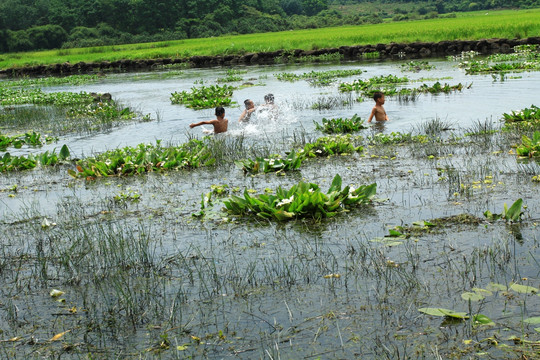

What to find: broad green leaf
left=523, top=317, right=540, bottom=324
left=472, top=314, right=494, bottom=326
left=418, top=307, right=469, bottom=319
left=486, top=283, right=507, bottom=292
left=387, top=229, right=404, bottom=237
left=59, top=144, right=70, bottom=160
left=438, top=308, right=469, bottom=319
left=50, top=289, right=65, bottom=297
left=509, top=283, right=538, bottom=294
left=504, top=198, right=523, bottom=222
left=418, top=307, right=446, bottom=317
left=461, top=292, right=484, bottom=302
left=472, top=287, right=493, bottom=297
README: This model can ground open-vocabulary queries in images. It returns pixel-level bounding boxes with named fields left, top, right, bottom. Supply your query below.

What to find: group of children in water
left=189, top=91, right=387, bottom=134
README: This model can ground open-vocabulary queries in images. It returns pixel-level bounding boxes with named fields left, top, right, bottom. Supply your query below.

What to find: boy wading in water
left=368, top=91, right=388, bottom=123
left=190, top=106, right=228, bottom=134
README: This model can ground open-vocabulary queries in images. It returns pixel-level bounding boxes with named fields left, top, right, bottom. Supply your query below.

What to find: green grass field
left=1, top=8, right=539, bottom=70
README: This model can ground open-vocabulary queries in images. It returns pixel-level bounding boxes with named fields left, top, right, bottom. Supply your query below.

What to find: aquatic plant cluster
left=223, top=174, right=376, bottom=221
left=314, top=114, right=367, bottom=134
left=338, top=75, right=469, bottom=99
left=170, top=84, right=235, bottom=109
left=0, top=131, right=57, bottom=151
left=274, top=68, right=366, bottom=86
left=458, top=44, right=540, bottom=74
left=71, top=139, right=215, bottom=179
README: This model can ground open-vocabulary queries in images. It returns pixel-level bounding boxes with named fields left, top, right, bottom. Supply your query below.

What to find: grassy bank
left=0, top=8, right=539, bottom=70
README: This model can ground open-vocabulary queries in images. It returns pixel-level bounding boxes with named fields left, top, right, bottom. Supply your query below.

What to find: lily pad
left=509, top=283, right=538, bottom=294
left=472, top=314, right=494, bottom=326
left=472, top=287, right=493, bottom=297
left=461, top=292, right=484, bottom=302
left=486, top=283, right=507, bottom=292
left=418, top=307, right=469, bottom=319
left=523, top=317, right=540, bottom=325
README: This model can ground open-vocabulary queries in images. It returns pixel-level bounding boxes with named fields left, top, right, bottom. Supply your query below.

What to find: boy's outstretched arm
left=190, top=120, right=216, bottom=128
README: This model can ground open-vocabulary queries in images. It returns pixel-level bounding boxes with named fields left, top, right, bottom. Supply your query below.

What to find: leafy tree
left=302, top=0, right=328, bottom=15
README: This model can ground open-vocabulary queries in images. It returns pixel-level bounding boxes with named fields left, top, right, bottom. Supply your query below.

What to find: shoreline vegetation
left=1, top=9, right=540, bottom=76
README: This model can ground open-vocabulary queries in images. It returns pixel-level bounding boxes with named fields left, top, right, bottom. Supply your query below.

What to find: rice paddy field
left=1, top=8, right=540, bottom=70
left=1, top=46, right=540, bottom=359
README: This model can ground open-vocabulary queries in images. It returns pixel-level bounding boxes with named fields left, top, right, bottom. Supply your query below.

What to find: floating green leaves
left=223, top=174, right=376, bottom=222
left=314, top=114, right=367, bottom=134
left=509, top=283, right=538, bottom=294
left=418, top=308, right=469, bottom=319
left=71, top=139, right=215, bottom=179
left=170, top=84, right=234, bottom=109
left=484, top=198, right=523, bottom=223
left=461, top=292, right=484, bottom=302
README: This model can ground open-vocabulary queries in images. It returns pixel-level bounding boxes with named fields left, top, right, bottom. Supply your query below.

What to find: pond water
left=1, top=57, right=540, bottom=359
left=27, top=56, right=540, bottom=157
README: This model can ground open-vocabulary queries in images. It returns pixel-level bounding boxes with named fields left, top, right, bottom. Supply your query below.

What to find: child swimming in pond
left=368, top=91, right=388, bottom=123
left=189, top=106, right=228, bottom=134
left=238, top=99, right=256, bottom=123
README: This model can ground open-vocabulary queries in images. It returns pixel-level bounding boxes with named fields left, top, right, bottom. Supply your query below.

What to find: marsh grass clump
left=71, top=139, right=215, bottom=179
left=170, top=84, right=234, bottom=109
left=414, top=118, right=454, bottom=137
left=314, top=114, right=367, bottom=134
left=310, top=94, right=352, bottom=110
left=223, top=174, right=376, bottom=221
left=463, top=119, right=499, bottom=137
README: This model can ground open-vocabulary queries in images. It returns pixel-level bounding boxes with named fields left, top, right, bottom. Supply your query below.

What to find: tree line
left=0, top=0, right=538, bottom=53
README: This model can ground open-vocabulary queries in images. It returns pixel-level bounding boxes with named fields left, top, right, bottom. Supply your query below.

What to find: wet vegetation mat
left=2, top=52, right=540, bottom=359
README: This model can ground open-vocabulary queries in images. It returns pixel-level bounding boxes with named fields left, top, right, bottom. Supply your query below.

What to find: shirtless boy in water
left=368, top=92, right=388, bottom=123
left=190, top=106, right=228, bottom=134
left=238, top=99, right=256, bottom=123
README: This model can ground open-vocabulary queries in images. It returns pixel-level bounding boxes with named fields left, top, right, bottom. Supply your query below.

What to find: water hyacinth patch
left=274, top=69, right=365, bottom=86
left=302, top=134, right=363, bottom=157
left=0, top=145, right=70, bottom=172
left=0, top=87, right=96, bottom=106
left=0, top=131, right=57, bottom=151
left=70, top=139, right=215, bottom=179
left=338, top=75, right=409, bottom=93
left=223, top=174, right=376, bottom=221
left=236, top=151, right=303, bottom=174
left=516, top=131, right=540, bottom=157
left=314, top=114, right=367, bottom=134
left=170, top=84, right=235, bottom=109
left=502, top=105, right=540, bottom=124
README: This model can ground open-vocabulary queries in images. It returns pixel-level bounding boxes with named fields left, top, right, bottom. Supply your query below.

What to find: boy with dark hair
left=238, top=99, right=256, bottom=123
left=190, top=106, right=228, bottom=134
left=368, top=91, right=388, bottom=123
